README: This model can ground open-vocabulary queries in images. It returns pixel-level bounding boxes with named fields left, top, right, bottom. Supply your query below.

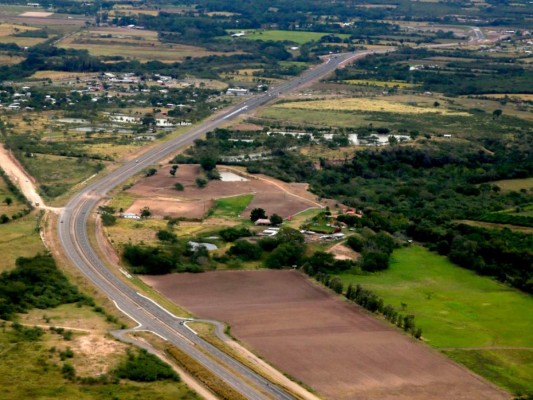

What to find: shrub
left=114, top=349, right=180, bottom=382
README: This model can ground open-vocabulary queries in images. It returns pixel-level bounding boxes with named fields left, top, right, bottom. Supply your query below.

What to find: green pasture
left=335, top=245, right=533, bottom=394
left=227, top=29, right=349, bottom=44
left=209, top=194, right=253, bottom=219
left=337, top=246, right=533, bottom=348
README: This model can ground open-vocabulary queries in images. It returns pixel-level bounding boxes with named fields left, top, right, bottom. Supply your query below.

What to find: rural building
left=255, top=218, right=271, bottom=226
left=226, top=88, right=250, bottom=96
left=121, top=213, right=141, bottom=220
left=188, top=241, right=218, bottom=251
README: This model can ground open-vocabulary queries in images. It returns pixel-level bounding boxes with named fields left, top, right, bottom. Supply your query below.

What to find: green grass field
left=20, top=154, right=104, bottom=200
left=0, top=174, right=26, bottom=216
left=227, top=29, right=349, bottom=44
left=209, top=194, right=253, bottom=219
left=335, top=245, right=533, bottom=394
left=0, top=213, right=45, bottom=271
left=493, top=177, right=533, bottom=192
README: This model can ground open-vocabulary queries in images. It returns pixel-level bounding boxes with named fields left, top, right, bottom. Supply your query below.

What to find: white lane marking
left=136, top=291, right=182, bottom=320
left=222, top=105, right=248, bottom=120
left=119, top=268, right=132, bottom=279
left=113, top=300, right=142, bottom=328
left=134, top=328, right=168, bottom=342
left=183, top=321, right=198, bottom=336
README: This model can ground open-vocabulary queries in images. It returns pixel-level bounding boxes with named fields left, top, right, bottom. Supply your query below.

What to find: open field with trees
left=334, top=246, right=533, bottom=395
left=143, top=270, right=508, bottom=400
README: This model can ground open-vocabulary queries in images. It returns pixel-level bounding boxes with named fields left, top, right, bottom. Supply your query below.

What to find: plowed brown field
left=142, top=270, right=508, bottom=400
left=126, top=164, right=322, bottom=218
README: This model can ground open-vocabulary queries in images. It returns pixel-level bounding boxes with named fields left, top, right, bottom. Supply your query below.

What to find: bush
left=114, top=349, right=180, bottom=382
left=219, top=227, right=251, bottom=242
left=228, top=240, right=262, bottom=261
left=196, top=177, right=208, bottom=188
left=156, top=230, right=178, bottom=243
left=174, top=182, right=184, bottom=191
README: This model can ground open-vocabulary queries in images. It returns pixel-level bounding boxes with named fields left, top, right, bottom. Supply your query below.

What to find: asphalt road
left=57, top=50, right=372, bottom=399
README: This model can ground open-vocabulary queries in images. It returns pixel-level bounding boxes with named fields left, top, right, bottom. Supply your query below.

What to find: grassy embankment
left=335, top=245, right=533, bottom=395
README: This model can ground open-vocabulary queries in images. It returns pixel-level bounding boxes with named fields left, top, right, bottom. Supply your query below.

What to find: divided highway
left=57, top=51, right=369, bottom=399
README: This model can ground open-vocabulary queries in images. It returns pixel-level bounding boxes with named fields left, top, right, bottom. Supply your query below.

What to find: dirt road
left=0, top=144, right=61, bottom=213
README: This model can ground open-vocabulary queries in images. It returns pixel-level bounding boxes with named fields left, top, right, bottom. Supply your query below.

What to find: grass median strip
left=165, top=345, right=248, bottom=400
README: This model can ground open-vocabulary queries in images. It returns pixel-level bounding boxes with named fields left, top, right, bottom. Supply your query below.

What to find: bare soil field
left=126, top=164, right=323, bottom=218
left=143, top=270, right=508, bottom=400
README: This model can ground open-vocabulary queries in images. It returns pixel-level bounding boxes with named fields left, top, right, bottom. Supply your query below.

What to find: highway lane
left=57, top=50, right=369, bottom=399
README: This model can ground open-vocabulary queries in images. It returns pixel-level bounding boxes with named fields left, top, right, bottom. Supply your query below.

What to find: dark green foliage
left=360, top=251, right=390, bottom=272
left=62, top=363, right=76, bottom=381
left=9, top=322, right=44, bottom=342
left=200, top=155, right=218, bottom=171
left=303, top=251, right=353, bottom=275
left=145, top=168, right=157, bottom=177
left=219, top=227, right=252, bottom=242
left=123, top=244, right=175, bottom=275
left=174, top=182, right=185, bottom=191
left=0, top=255, right=86, bottom=320
left=250, top=208, right=267, bottom=222
left=114, top=349, right=180, bottom=382
left=101, top=213, right=116, bottom=227
left=269, top=214, right=283, bottom=226
left=476, top=213, right=533, bottom=228
left=265, top=242, right=305, bottom=268
left=228, top=240, right=262, bottom=261
left=156, top=230, right=178, bottom=243
left=195, top=177, right=208, bottom=188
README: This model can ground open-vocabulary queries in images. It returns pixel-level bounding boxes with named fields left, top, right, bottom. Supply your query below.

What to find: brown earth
left=126, top=164, right=324, bottom=218
left=142, top=270, right=509, bottom=400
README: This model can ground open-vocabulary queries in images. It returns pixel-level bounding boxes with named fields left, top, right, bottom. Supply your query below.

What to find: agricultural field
left=57, top=28, right=228, bottom=62
left=0, top=23, right=48, bottom=46
left=335, top=245, right=533, bottom=395
left=274, top=98, right=470, bottom=116
left=226, top=29, right=349, bottom=44
left=143, top=270, right=508, bottom=400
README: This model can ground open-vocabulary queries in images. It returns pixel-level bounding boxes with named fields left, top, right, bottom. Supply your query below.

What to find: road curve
left=57, top=51, right=371, bottom=399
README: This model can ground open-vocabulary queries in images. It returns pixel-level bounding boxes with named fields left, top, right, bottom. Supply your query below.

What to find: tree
left=199, top=155, right=217, bottom=171
left=250, top=208, right=267, bottom=222
left=3, top=197, right=12, bottom=206
left=0, top=214, right=9, bottom=224
left=269, top=214, right=283, bottom=226
left=360, top=251, right=389, bottom=272
left=174, top=182, right=184, bottom=191
left=492, top=109, right=502, bottom=119
left=145, top=168, right=157, bottom=177
left=169, top=164, right=178, bottom=176
left=101, top=213, right=116, bottom=226
left=228, top=240, right=262, bottom=261
left=140, top=207, right=151, bottom=219
left=195, top=177, right=207, bottom=188
left=156, top=230, right=177, bottom=243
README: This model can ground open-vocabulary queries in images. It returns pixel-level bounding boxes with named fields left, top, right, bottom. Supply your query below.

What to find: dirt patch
left=126, top=164, right=322, bottom=219
left=143, top=270, right=508, bottom=400
left=126, top=198, right=212, bottom=219
left=19, top=11, right=53, bottom=17
left=327, top=242, right=360, bottom=260
left=228, top=122, right=264, bottom=131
